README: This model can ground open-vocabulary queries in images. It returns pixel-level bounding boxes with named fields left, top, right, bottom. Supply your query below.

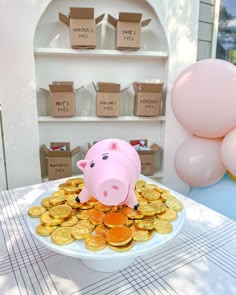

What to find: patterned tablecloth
left=0, top=178, right=236, bottom=295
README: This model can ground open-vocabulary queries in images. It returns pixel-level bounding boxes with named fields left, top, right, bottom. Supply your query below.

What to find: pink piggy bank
left=76, top=139, right=141, bottom=208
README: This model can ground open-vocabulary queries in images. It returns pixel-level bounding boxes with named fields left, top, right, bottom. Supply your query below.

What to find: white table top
left=0, top=177, right=236, bottom=295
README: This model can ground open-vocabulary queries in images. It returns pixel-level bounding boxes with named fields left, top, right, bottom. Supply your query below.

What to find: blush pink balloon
left=221, top=128, right=236, bottom=176
left=171, top=59, right=236, bottom=138
left=174, top=136, right=226, bottom=187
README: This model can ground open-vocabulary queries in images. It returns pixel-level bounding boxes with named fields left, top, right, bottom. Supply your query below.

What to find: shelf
left=34, top=48, right=168, bottom=59
left=38, top=116, right=166, bottom=122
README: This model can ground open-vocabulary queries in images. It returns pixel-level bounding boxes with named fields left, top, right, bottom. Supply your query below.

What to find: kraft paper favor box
left=59, top=7, right=105, bottom=49
left=107, top=12, right=151, bottom=50
left=130, top=140, right=161, bottom=176
left=42, top=142, right=80, bottom=180
left=93, top=82, right=129, bottom=117
left=133, top=82, right=164, bottom=117
left=40, top=82, right=83, bottom=117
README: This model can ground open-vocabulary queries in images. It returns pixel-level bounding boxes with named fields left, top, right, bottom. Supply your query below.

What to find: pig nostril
left=103, top=191, right=108, bottom=197
left=112, top=185, right=119, bottom=190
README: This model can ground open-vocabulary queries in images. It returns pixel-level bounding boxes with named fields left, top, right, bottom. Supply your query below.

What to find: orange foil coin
left=89, top=209, right=106, bottom=225
left=103, top=212, right=128, bottom=228
left=106, top=226, right=132, bottom=246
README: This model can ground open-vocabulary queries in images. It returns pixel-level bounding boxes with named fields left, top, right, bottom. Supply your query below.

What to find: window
left=216, top=0, right=236, bottom=64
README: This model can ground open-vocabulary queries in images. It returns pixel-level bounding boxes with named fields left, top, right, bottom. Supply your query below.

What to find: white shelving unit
left=0, top=0, right=199, bottom=193
left=35, top=0, right=169, bottom=181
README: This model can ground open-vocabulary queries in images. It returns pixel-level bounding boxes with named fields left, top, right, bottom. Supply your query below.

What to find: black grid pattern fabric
left=0, top=179, right=236, bottom=295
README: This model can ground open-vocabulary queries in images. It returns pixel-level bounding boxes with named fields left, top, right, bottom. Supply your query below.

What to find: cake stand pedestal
left=81, top=257, right=136, bottom=272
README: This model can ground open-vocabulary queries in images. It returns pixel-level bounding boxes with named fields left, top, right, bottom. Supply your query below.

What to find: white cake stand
left=27, top=187, right=186, bottom=272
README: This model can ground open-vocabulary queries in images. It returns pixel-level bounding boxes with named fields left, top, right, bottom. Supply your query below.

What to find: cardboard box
left=107, top=12, right=151, bottom=50
left=42, top=142, right=80, bottom=180
left=130, top=140, right=161, bottom=176
left=133, top=82, right=163, bottom=117
left=93, top=82, right=128, bottom=117
left=59, top=7, right=105, bottom=48
left=40, top=82, right=83, bottom=117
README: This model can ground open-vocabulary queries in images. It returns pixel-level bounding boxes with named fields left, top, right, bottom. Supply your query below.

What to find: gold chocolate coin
left=147, top=230, right=154, bottom=240
left=149, top=201, right=166, bottom=214
left=143, top=190, right=161, bottom=201
left=95, top=224, right=109, bottom=236
left=36, top=224, right=57, bottom=236
left=138, top=198, right=148, bottom=206
left=80, top=203, right=94, bottom=210
left=166, top=198, right=183, bottom=212
left=58, top=183, right=71, bottom=189
left=161, top=192, right=177, bottom=201
left=49, top=204, right=72, bottom=219
left=66, top=177, right=84, bottom=186
left=130, top=226, right=150, bottom=241
left=40, top=212, right=64, bottom=226
left=78, top=183, right=85, bottom=190
left=145, top=184, right=160, bottom=191
left=87, top=197, right=100, bottom=206
left=135, top=179, right=146, bottom=188
left=126, top=219, right=134, bottom=227
left=153, top=219, right=173, bottom=234
left=71, top=208, right=80, bottom=215
left=85, top=235, right=107, bottom=251
left=41, top=197, right=53, bottom=209
left=94, top=203, right=112, bottom=212
left=66, top=194, right=81, bottom=208
left=52, top=190, right=65, bottom=197
left=28, top=206, right=46, bottom=217
left=77, top=220, right=95, bottom=231
left=77, top=209, right=90, bottom=220
left=121, top=207, right=143, bottom=219
left=108, top=239, right=135, bottom=252
left=49, top=195, right=66, bottom=206
left=51, top=227, right=74, bottom=245
left=134, top=219, right=154, bottom=230
left=137, top=204, right=155, bottom=216
left=62, top=186, right=80, bottom=195
left=157, top=208, right=177, bottom=222
left=61, top=215, right=78, bottom=227
left=71, top=224, right=91, bottom=239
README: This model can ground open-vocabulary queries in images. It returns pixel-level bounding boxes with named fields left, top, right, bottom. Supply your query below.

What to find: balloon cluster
left=171, top=59, right=236, bottom=187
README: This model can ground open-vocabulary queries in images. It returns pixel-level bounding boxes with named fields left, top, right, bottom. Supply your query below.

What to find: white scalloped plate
left=27, top=186, right=186, bottom=272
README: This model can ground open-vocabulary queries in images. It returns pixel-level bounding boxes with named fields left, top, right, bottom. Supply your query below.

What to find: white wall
left=0, top=110, right=7, bottom=191
left=0, top=0, right=199, bottom=194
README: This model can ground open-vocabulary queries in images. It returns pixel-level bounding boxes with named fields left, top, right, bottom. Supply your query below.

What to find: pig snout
left=97, top=179, right=128, bottom=206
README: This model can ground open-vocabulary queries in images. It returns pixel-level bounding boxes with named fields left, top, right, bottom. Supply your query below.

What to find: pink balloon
left=174, top=136, right=226, bottom=187
left=171, top=59, right=236, bottom=138
left=221, top=128, right=236, bottom=176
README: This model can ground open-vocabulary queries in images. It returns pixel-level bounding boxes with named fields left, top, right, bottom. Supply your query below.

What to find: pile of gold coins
left=28, top=178, right=184, bottom=252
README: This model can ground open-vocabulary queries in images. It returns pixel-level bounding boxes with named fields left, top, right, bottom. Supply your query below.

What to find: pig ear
left=77, top=160, right=89, bottom=172
left=108, top=141, right=120, bottom=151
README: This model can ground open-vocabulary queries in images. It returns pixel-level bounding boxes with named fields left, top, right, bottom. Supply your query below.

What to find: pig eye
left=102, top=155, right=108, bottom=160
left=90, top=162, right=95, bottom=168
